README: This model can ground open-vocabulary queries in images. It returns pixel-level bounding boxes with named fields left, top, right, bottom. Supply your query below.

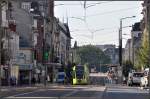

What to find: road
left=103, top=85, right=149, bottom=99
left=1, top=85, right=149, bottom=99
left=2, top=85, right=105, bottom=99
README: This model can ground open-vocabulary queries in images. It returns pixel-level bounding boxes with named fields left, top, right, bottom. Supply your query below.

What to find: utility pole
left=129, top=40, right=131, bottom=62
left=119, top=20, right=122, bottom=84
left=43, top=0, right=47, bottom=87
left=8, top=0, right=12, bottom=87
left=0, top=2, right=2, bottom=87
left=131, top=25, right=135, bottom=68
left=146, top=1, right=150, bottom=99
left=8, top=30, right=10, bottom=86
left=119, top=20, right=122, bottom=68
left=119, top=16, right=135, bottom=84
left=48, top=0, right=54, bottom=83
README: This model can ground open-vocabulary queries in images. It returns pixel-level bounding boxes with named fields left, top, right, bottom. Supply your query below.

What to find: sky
left=54, top=1, right=143, bottom=48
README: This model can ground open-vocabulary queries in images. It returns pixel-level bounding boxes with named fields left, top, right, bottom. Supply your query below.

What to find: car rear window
left=133, top=73, right=144, bottom=77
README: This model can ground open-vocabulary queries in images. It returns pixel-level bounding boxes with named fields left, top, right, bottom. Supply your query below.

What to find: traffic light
left=44, top=52, right=49, bottom=60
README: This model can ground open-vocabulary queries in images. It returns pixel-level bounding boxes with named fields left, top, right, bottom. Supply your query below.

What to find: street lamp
left=118, top=16, right=135, bottom=83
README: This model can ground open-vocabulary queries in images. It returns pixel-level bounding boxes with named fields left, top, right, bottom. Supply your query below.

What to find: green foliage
left=76, top=45, right=111, bottom=67
left=123, top=60, right=133, bottom=77
left=136, top=27, right=150, bottom=70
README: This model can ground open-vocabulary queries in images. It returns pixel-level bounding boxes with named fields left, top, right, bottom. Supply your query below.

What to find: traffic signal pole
left=119, top=19, right=122, bottom=84
left=147, top=2, right=150, bottom=99
left=43, top=5, right=47, bottom=87
left=0, top=2, right=2, bottom=87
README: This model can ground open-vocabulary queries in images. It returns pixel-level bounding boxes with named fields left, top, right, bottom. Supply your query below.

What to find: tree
left=122, top=60, right=133, bottom=77
left=136, top=27, right=150, bottom=70
left=76, top=45, right=110, bottom=69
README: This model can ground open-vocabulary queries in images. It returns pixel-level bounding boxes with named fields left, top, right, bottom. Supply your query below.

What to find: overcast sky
left=54, top=1, right=143, bottom=47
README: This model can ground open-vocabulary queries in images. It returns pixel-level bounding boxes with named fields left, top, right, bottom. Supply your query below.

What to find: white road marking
left=107, top=87, right=149, bottom=93
left=6, top=89, right=45, bottom=98
left=5, top=97, right=58, bottom=99
left=83, top=86, right=106, bottom=91
left=62, top=89, right=81, bottom=97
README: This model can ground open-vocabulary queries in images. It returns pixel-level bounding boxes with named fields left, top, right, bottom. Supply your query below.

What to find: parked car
left=127, top=72, right=148, bottom=87
left=144, top=68, right=149, bottom=76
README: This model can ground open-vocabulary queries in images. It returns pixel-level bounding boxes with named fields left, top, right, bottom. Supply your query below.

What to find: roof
left=58, top=21, right=71, bottom=38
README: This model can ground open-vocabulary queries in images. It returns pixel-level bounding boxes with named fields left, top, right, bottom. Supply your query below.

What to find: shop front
left=18, top=64, right=33, bottom=85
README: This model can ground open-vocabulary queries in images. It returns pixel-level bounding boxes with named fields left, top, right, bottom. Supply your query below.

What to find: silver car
left=127, top=72, right=148, bottom=87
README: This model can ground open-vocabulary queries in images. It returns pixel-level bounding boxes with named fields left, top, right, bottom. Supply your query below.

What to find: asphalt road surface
left=3, top=85, right=105, bottom=99
left=103, top=85, right=149, bottom=99
left=1, top=85, right=149, bottom=99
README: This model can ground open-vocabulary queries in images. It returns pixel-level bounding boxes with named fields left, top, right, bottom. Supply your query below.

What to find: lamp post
left=0, top=2, right=2, bottom=87
left=146, top=2, right=150, bottom=98
left=119, top=16, right=135, bottom=83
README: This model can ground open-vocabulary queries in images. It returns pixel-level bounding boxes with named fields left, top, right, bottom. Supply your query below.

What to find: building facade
left=124, top=39, right=132, bottom=61
left=131, top=22, right=142, bottom=66
left=17, top=47, right=33, bottom=85
left=96, top=44, right=119, bottom=64
left=0, top=1, right=21, bottom=85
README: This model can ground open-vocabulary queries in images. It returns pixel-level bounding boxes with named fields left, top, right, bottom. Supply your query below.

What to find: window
left=22, top=2, right=31, bottom=11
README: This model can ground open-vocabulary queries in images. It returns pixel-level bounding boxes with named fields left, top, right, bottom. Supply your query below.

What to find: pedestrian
left=11, top=76, right=16, bottom=86
left=32, top=77, right=35, bottom=85
left=107, top=71, right=112, bottom=84
left=14, top=76, right=16, bottom=86
left=10, top=77, right=13, bottom=86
